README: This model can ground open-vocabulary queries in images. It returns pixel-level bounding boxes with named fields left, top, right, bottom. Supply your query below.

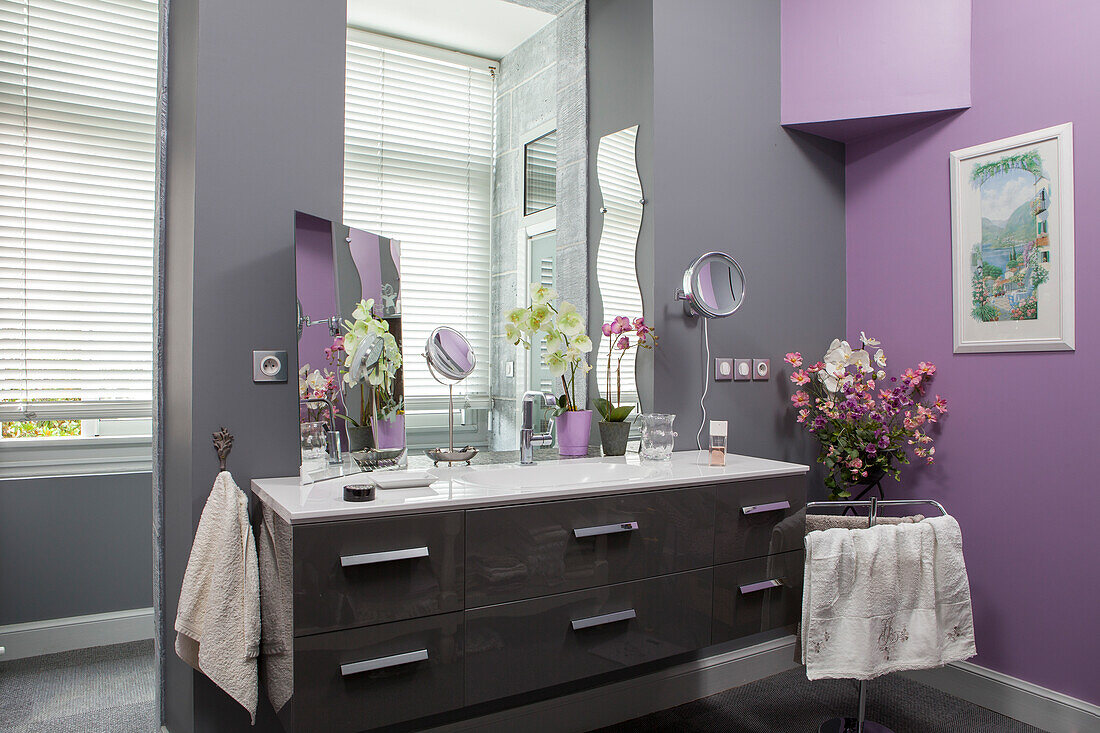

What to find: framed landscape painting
left=950, top=123, right=1075, bottom=353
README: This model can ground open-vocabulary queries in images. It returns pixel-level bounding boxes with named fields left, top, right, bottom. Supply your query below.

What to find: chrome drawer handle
left=571, top=608, right=637, bottom=631
left=741, top=500, right=791, bottom=515
left=340, top=649, right=429, bottom=676
left=573, top=521, right=639, bottom=538
left=739, top=578, right=784, bottom=594
left=340, top=546, right=429, bottom=567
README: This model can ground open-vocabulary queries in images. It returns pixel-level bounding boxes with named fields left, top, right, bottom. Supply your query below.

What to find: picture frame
left=949, top=123, right=1075, bottom=353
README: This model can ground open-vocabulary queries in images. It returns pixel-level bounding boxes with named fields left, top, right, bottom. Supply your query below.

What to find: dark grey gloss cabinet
left=465, top=569, right=713, bottom=704
left=256, top=472, right=806, bottom=733
left=465, top=487, right=715, bottom=606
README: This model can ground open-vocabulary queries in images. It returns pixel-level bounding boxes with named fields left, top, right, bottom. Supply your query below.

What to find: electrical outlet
left=715, top=357, right=733, bottom=381
left=253, top=350, right=289, bottom=382
left=752, top=358, right=771, bottom=381
left=733, top=358, right=752, bottom=381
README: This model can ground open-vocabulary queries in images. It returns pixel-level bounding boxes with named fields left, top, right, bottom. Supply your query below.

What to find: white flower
left=573, top=333, right=593, bottom=353
left=823, top=338, right=852, bottom=367
left=544, top=332, right=564, bottom=354
left=505, top=323, right=523, bottom=343
left=546, top=350, right=567, bottom=377
left=859, top=331, right=881, bottom=347
left=530, top=283, right=558, bottom=305
left=875, top=370, right=886, bottom=380
left=507, top=308, right=526, bottom=325
left=555, top=308, right=584, bottom=337
left=874, top=348, right=887, bottom=368
left=849, top=349, right=872, bottom=374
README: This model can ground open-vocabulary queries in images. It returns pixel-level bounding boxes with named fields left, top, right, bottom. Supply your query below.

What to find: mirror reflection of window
left=524, top=130, right=557, bottom=215
left=342, top=29, right=494, bottom=445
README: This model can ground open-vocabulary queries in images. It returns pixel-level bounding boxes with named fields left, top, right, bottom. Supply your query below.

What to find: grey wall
left=162, top=0, right=347, bottom=730
left=0, top=472, right=152, bottom=625
left=587, top=0, right=655, bottom=413
left=649, top=0, right=846, bottom=466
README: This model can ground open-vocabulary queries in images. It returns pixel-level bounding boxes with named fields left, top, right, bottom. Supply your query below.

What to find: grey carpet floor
left=596, top=666, right=1048, bottom=733
left=0, top=640, right=156, bottom=733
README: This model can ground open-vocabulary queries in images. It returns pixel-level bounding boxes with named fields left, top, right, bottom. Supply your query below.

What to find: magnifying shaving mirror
left=677, top=251, right=746, bottom=318
left=423, top=327, right=479, bottom=465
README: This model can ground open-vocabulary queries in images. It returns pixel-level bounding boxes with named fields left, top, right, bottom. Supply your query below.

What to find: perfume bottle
left=709, top=420, right=727, bottom=466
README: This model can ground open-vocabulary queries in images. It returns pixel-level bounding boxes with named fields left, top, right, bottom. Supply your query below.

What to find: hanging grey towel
left=801, top=515, right=976, bottom=681
left=175, top=471, right=260, bottom=723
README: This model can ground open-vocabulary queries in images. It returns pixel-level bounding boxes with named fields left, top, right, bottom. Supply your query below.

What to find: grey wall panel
left=587, top=0, right=655, bottom=413
left=650, top=0, right=845, bottom=470
left=0, top=472, right=152, bottom=625
left=163, top=0, right=348, bottom=730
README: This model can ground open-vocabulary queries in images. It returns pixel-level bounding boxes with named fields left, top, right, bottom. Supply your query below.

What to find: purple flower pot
left=370, top=415, right=405, bottom=449
left=556, top=409, right=592, bottom=457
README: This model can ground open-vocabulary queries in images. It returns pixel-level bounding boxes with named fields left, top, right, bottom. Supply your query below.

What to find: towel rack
left=212, top=427, right=234, bottom=472
left=805, top=496, right=949, bottom=733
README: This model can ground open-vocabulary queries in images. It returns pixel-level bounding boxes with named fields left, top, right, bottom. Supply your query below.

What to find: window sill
left=0, top=435, right=152, bottom=480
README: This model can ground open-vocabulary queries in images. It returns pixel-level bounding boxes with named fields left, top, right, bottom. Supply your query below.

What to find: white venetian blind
left=343, top=29, right=493, bottom=409
left=0, top=0, right=158, bottom=418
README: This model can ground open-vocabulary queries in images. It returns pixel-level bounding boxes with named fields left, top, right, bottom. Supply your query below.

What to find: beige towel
left=805, top=513, right=924, bottom=534
left=175, top=471, right=260, bottom=723
left=801, top=515, right=976, bottom=680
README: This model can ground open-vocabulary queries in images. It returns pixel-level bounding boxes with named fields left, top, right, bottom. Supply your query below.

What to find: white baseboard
left=426, top=634, right=801, bottom=733
left=902, top=661, right=1100, bottom=733
left=0, top=607, right=154, bottom=661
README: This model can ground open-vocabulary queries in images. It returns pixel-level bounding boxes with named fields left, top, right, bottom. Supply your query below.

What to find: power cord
left=696, top=317, right=711, bottom=449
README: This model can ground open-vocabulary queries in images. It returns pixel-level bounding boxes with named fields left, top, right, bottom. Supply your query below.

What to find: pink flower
left=790, top=370, right=810, bottom=386
left=784, top=352, right=803, bottom=367
left=918, top=361, right=936, bottom=376
left=849, top=457, right=863, bottom=469
left=616, top=335, right=631, bottom=350
left=806, top=361, right=824, bottom=373
left=791, top=391, right=810, bottom=407
left=934, top=395, right=948, bottom=414
left=601, top=322, right=612, bottom=337
left=632, top=316, right=647, bottom=330
left=796, top=408, right=810, bottom=424
left=612, top=315, right=631, bottom=335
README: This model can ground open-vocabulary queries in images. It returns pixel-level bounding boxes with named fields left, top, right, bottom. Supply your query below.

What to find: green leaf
left=594, top=398, right=612, bottom=421
left=334, top=413, right=361, bottom=428
left=608, top=405, right=635, bottom=422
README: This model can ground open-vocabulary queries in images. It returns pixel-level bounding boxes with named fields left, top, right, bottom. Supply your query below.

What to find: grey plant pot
left=347, top=425, right=373, bottom=452
left=599, top=421, right=631, bottom=457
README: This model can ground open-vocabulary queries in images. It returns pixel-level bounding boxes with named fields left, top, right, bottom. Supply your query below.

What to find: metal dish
left=350, top=447, right=406, bottom=471
left=425, top=446, right=478, bottom=466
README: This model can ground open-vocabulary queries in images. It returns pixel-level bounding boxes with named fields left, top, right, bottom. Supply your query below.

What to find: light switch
left=752, top=358, right=770, bottom=381
left=715, top=358, right=733, bottom=381
left=733, top=358, right=752, bottom=381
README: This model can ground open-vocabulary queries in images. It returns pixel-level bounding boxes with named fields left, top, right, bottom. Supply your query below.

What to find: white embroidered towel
left=175, top=471, right=261, bottom=723
left=801, top=515, right=975, bottom=680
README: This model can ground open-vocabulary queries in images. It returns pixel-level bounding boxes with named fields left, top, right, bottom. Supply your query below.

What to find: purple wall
left=294, top=212, right=338, bottom=382
left=845, top=0, right=1099, bottom=704
left=781, top=0, right=971, bottom=131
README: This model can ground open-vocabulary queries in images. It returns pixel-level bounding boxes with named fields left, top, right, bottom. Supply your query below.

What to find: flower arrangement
left=298, top=365, right=339, bottom=422
left=595, top=315, right=657, bottom=423
left=340, top=298, right=404, bottom=426
left=507, top=284, right=592, bottom=415
left=784, top=333, right=947, bottom=500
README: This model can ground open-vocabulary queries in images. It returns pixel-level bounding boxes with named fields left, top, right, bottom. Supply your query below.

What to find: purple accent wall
left=845, top=0, right=1099, bottom=704
left=348, top=227, right=383, bottom=304
left=781, top=0, right=971, bottom=134
left=295, top=212, right=338, bottom=381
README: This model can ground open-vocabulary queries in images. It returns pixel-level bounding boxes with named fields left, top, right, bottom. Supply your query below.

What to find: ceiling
left=346, top=0, right=556, bottom=61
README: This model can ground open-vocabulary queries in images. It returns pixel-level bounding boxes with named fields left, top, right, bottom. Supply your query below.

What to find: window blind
left=343, top=29, right=493, bottom=410
left=0, top=0, right=158, bottom=420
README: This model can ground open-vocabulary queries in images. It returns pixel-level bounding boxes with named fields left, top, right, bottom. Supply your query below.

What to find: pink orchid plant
left=784, top=334, right=947, bottom=500
left=595, top=316, right=657, bottom=423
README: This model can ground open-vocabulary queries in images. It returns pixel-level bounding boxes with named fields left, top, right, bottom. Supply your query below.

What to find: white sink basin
left=452, top=462, right=654, bottom=491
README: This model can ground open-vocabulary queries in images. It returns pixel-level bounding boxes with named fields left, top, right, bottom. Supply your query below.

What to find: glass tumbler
left=300, top=421, right=328, bottom=461
left=639, top=413, right=677, bottom=461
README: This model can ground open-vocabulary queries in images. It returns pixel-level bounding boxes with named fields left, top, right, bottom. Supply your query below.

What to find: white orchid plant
left=339, top=298, right=403, bottom=425
left=507, top=284, right=592, bottom=415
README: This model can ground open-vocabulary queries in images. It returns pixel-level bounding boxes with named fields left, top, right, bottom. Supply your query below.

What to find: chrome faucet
left=300, top=397, right=343, bottom=465
left=520, top=391, right=557, bottom=465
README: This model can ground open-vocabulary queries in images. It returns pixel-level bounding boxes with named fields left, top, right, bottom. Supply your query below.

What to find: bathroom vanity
left=252, top=450, right=808, bottom=732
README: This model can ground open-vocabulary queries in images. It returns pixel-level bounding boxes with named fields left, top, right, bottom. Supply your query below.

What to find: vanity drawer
left=465, top=487, right=714, bottom=607
left=712, top=550, right=804, bottom=644
left=291, top=612, right=463, bottom=733
left=714, top=476, right=806, bottom=563
left=293, top=511, right=464, bottom=635
left=465, top=569, right=712, bottom=704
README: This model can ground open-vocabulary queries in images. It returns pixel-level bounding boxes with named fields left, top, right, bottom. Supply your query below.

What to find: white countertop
left=252, top=450, right=808, bottom=525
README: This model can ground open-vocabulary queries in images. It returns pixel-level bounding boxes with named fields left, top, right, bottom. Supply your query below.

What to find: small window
left=524, top=130, right=557, bottom=215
